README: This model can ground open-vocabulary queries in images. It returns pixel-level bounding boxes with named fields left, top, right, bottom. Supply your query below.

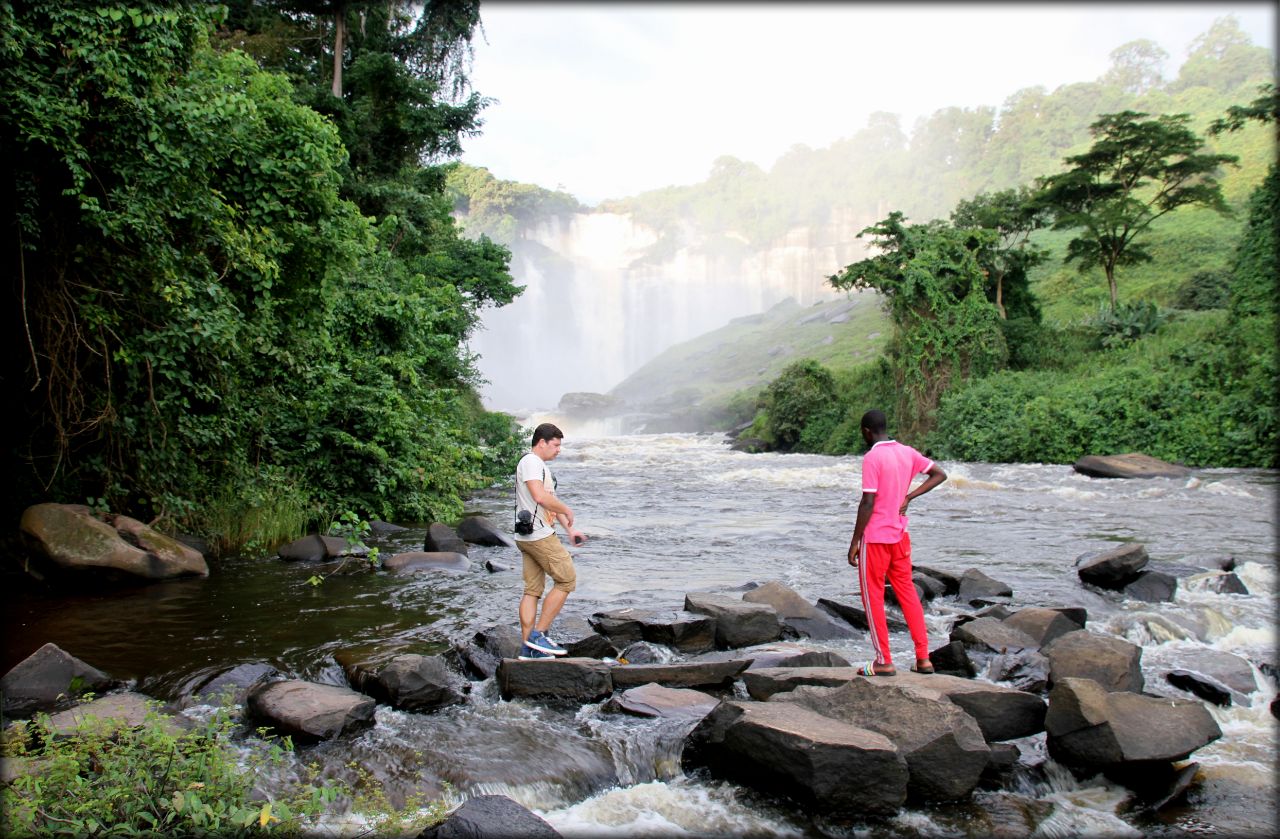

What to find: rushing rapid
left=4, top=432, right=1275, bottom=837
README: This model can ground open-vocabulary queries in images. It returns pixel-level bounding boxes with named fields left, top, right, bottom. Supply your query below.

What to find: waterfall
left=469, top=209, right=873, bottom=414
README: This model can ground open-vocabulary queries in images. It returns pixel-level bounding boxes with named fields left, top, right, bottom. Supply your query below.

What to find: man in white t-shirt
left=513, top=422, right=587, bottom=660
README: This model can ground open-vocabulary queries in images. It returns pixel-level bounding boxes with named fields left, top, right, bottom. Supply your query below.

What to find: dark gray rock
left=950, top=617, right=1039, bottom=655
left=1122, top=570, right=1178, bottom=602
left=1111, top=761, right=1201, bottom=811
left=547, top=616, right=617, bottom=659
left=589, top=608, right=715, bottom=653
left=277, top=534, right=350, bottom=562
left=981, top=743, right=1021, bottom=788
left=618, top=641, right=673, bottom=665
left=1166, top=670, right=1232, bottom=706
left=742, top=581, right=857, bottom=640
left=455, top=515, right=515, bottom=548
left=382, top=551, right=470, bottom=573
left=913, top=565, right=961, bottom=596
left=338, top=652, right=464, bottom=713
left=603, top=683, right=720, bottom=721
left=610, top=659, right=749, bottom=690
left=417, top=794, right=561, bottom=839
left=1052, top=607, right=1089, bottom=629
left=986, top=649, right=1051, bottom=694
left=683, top=699, right=908, bottom=817
left=777, top=680, right=990, bottom=802
left=483, top=560, right=510, bottom=573
left=1003, top=607, right=1082, bottom=647
left=684, top=593, right=781, bottom=649
left=1045, top=677, right=1221, bottom=770
left=1073, top=453, right=1191, bottom=479
left=1075, top=544, right=1149, bottom=589
left=1, top=642, right=114, bottom=718
left=957, top=568, right=1013, bottom=601
left=816, top=597, right=908, bottom=633
left=912, top=573, right=947, bottom=601
left=1200, top=572, right=1249, bottom=595
left=884, top=581, right=927, bottom=612
left=1043, top=631, right=1144, bottom=693
left=497, top=658, right=612, bottom=703
left=456, top=625, right=523, bottom=680
left=589, top=607, right=650, bottom=646
left=1173, top=648, right=1259, bottom=698
left=187, top=662, right=278, bottom=707
left=693, top=642, right=850, bottom=671
left=424, top=523, right=468, bottom=555
left=975, top=604, right=1014, bottom=621
left=246, top=680, right=376, bottom=743
left=929, top=641, right=977, bottom=678
left=367, top=520, right=407, bottom=535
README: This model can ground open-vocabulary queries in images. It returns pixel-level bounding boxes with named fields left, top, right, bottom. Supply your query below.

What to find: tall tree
left=950, top=186, right=1047, bottom=320
left=1034, top=110, right=1237, bottom=311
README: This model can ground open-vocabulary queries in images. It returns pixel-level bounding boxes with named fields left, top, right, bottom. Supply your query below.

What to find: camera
left=514, top=509, right=534, bottom=535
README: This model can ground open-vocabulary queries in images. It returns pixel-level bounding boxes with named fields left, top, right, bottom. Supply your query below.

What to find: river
left=3, top=432, right=1276, bottom=837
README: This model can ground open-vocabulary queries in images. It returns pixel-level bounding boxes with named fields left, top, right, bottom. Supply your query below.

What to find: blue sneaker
left=526, top=630, right=568, bottom=656
left=517, top=644, right=551, bottom=661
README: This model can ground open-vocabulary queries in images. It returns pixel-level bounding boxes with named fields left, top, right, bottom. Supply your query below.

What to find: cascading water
left=467, top=210, right=872, bottom=413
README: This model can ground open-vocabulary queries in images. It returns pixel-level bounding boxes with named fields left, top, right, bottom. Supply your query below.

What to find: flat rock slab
left=696, top=641, right=851, bottom=671
left=683, top=699, right=908, bottom=817
left=247, top=680, right=376, bottom=742
left=1, top=642, right=114, bottom=718
left=741, top=667, right=1046, bottom=742
left=383, top=551, right=470, bottom=573
left=497, top=657, right=612, bottom=703
left=610, top=659, right=749, bottom=689
left=604, top=683, right=720, bottom=721
left=1046, top=677, right=1221, bottom=769
left=1073, top=453, right=1191, bottom=479
left=419, top=794, right=562, bottom=838
left=45, top=691, right=184, bottom=737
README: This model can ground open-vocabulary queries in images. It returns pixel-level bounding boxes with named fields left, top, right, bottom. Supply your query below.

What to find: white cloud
left=462, top=2, right=1276, bottom=203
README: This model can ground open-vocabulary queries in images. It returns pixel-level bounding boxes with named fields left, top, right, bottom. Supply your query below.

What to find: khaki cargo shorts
left=518, top=533, right=577, bottom=597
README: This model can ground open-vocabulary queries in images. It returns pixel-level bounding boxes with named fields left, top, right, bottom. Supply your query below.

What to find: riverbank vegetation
left=3, top=1, right=526, bottom=553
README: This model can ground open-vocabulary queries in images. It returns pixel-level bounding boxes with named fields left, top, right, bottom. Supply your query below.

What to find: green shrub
left=1087, top=299, right=1171, bottom=348
left=1173, top=270, right=1231, bottom=309
left=762, top=360, right=838, bottom=451
left=1, top=700, right=344, bottom=837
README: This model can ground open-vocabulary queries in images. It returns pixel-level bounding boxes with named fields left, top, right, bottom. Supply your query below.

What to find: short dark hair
left=532, top=423, right=564, bottom=446
left=860, top=409, right=887, bottom=434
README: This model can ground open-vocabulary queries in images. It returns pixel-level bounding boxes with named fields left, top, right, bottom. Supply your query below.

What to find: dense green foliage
left=446, top=163, right=584, bottom=247
left=2, top=1, right=525, bottom=548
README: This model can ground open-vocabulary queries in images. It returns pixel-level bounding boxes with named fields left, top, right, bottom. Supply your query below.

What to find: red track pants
left=857, top=532, right=930, bottom=666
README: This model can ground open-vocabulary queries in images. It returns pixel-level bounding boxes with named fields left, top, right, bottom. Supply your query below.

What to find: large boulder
left=610, top=659, right=749, bottom=690
left=1167, top=648, right=1259, bottom=701
left=44, top=691, right=184, bottom=737
left=1075, top=544, right=1149, bottom=589
left=603, top=683, right=720, bottom=721
left=683, top=699, right=909, bottom=817
left=1122, top=570, right=1178, bottom=602
left=742, top=581, right=857, bottom=640
left=950, top=617, right=1039, bottom=655
left=1043, top=631, right=1144, bottom=693
left=1, top=642, right=114, bottom=718
left=740, top=667, right=1046, bottom=742
left=184, top=662, right=279, bottom=708
left=417, top=794, right=561, bottom=839
left=382, top=551, right=470, bottom=573
left=337, top=652, right=464, bottom=713
left=455, top=515, right=515, bottom=548
left=777, top=680, right=989, bottom=802
left=684, top=593, right=781, bottom=649
left=1045, top=677, right=1221, bottom=771
left=497, top=658, right=611, bottom=703
left=1072, top=453, right=1191, bottom=479
left=246, top=680, right=376, bottom=742
left=1002, top=607, right=1083, bottom=647
left=423, top=523, right=468, bottom=555
left=20, top=503, right=208, bottom=581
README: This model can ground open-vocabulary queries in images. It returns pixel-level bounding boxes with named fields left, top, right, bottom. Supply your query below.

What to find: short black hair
left=532, top=423, right=564, bottom=446
left=860, top=409, right=887, bottom=434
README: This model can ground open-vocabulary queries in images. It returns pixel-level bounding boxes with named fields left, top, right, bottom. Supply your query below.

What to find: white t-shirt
left=514, top=452, right=556, bottom=542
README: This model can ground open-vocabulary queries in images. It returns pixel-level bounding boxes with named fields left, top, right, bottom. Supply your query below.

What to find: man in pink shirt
left=847, top=409, right=947, bottom=676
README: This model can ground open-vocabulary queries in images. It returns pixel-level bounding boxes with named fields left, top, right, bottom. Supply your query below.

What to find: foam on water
left=537, top=779, right=807, bottom=838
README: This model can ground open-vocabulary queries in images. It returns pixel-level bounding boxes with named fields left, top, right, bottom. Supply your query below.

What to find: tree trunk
left=1105, top=265, right=1118, bottom=312
left=331, top=4, right=347, bottom=98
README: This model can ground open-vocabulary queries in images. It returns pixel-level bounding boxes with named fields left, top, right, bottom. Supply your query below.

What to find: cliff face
left=469, top=207, right=876, bottom=413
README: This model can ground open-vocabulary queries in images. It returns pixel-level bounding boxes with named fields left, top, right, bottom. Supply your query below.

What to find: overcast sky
left=459, top=2, right=1275, bottom=205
